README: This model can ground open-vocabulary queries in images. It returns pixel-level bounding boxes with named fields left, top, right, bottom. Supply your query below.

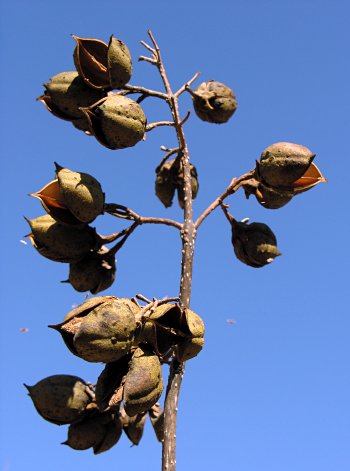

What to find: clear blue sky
left=1, top=1, right=349, bottom=470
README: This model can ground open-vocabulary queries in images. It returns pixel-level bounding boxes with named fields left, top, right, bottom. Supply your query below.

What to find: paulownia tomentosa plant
left=25, top=30, right=326, bottom=470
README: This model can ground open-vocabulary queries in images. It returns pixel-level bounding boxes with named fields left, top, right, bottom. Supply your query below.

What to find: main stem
left=147, top=31, right=196, bottom=471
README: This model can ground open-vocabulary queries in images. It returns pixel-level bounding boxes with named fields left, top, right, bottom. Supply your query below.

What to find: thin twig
left=140, top=40, right=156, bottom=54
left=139, top=55, right=158, bottom=65
left=123, top=83, right=168, bottom=100
left=194, top=169, right=256, bottom=229
left=146, top=121, right=175, bottom=132
left=104, top=203, right=182, bottom=230
left=175, top=72, right=201, bottom=97
left=157, top=147, right=180, bottom=170
left=108, top=222, right=140, bottom=256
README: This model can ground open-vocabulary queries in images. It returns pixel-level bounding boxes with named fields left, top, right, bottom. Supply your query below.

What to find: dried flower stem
left=143, top=29, right=197, bottom=471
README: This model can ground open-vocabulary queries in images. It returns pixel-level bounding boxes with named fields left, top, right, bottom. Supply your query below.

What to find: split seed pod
left=65, top=412, right=122, bottom=454
left=123, top=346, right=164, bottom=417
left=25, top=375, right=94, bottom=425
left=30, top=163, right=105, bottom=225
left=73, top=35, right=132, bottom=90
left=67, top=247, right=116, bottom=294
left=230, top=218, right=281, bottom=268
left=38, top=71, right=106, bottom=132
left=120, top=407, right=147, bottom=445
left=149, top=403, right=164, bottom=442
left=95, top=356, right=131, bottom=412
left=190, top=80, right=237, bottom=124
left=81, top=95, right=146, bottom=150
left=139, top=304, right=205, bottom=361
left=25, top=214, right=102, bottom=263
left=247, top=142, right=327, bottom=209
left=51, top=297, right=138, bottom=363
left=155, top=158, right=199, bottom=208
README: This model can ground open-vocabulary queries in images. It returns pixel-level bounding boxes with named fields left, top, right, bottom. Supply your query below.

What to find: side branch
left=194, top=169, right=256, bottom=229
left=104, top=203, right=182, bottom=230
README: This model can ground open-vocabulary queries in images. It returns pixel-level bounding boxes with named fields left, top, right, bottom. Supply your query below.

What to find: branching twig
left=175, top=72, right=201, bottom=97
left=194, top=169, right=256, bottom=229
left=146, top=121, right=176, bottom=132
left=104, top=203, right=182, bottom=230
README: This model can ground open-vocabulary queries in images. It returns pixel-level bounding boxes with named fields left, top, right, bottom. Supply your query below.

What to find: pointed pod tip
left=48, top=324, right=60, bottom=331
left=23, top=383, right=32, bottom=393
left=54, top=162, right=64, bottom=172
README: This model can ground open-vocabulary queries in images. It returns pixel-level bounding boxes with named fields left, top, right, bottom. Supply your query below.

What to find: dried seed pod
left=155, top=160, right=177, bottom=208
left=245, top=142, right=327, bottom=209
left=253, top=183, right=294, bottom=209
left=30, top=163, right=105, bottom=225
left=108, top=36, right=132, bottom=89
left=65, top=412, right=122, bottom=454
left=176, top=163, right=199, bottom=209
left=155, top=158, right=199, bottom=209
left=25, top=214, right=102, bottom=263
left=123, top=346, right=164, bottom=417
left=231, top=218, right=281, bottom=268
left=191, top=80, right=237, bottom=124
left=25, top=375, right=94, bottom=425
left=73, top=35, right=132, bottom=90
left=140, top=304, right=205, bottom=360
left=120, top=406, right=147, bottom=445
left=81, top=95, right=146, bottom=150
left=95, top=356, right=131, bottom=412
left=67, top=247, right=116, bottom=294
left=149, top=403, right=164, bottom=442
left=51, top=297, right=137, bottom=363
left=258, top=142, right=316, bottom=187
left=37, top=71, right=106, bottom=131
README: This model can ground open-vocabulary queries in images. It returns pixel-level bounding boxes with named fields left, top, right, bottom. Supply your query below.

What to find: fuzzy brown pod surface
left=25, top=375, right=94, bottom=425
left=244, top=142, right=327, bottom=209
left=67, top=247, right=116, bottom=294
left=123, top=346, right=164, bottom=417
left=25, top=214, right=102, bottom=263
left=38, top=72, right=106, bottom=132
left=81, top=95, right=146, bottom=150
left=155, top=158, right=199, bottom=208
left=191, top=80, right=237, bottom=124
left=230, top=218, right=281, bottom=268
left=51, top=297, right=138, bottom=363
left=31, top=164, right=105, bottom=225
left=73, top=35, right=132, bottom=90
left=65, top=411, right=122, bottom=454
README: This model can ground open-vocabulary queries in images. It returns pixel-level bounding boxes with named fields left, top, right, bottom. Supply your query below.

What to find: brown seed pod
left=231, top=218, right=281, bottom=268
left=191, top=80, right=237, bottom=124
left=120, top=406, right=147, bottom=445
left=72, top=35, right=132, bottom=90
left=149, top=403, right=164, bottom=442
left=67, top=247, right=116, bottom=294
left=25, top=375, right=94, bottom=425
left=51, top=297, right=138, bottom=363
left=25, top=214, right=102, bottom=263
left=123, top=346, right=164, bottom=417
left=258, top=142, right=316, bottom=187
left=38, top=71, right=106, bottom=132
left=30, top=163, right=105, bottom=226
left=65, top=412, right=122, bottom=454
left=81, top=95, right=146, bottom=150
left=95, top=356, right=131, bottom=412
